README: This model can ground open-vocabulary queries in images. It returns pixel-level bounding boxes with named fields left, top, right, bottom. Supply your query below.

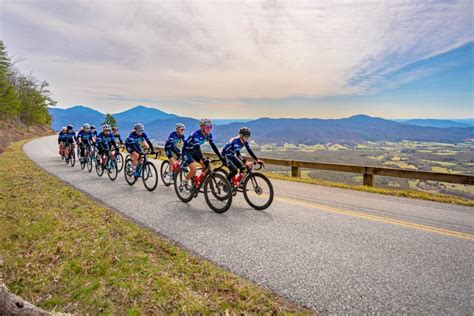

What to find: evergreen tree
left=102, top=113, right=117, bottom=127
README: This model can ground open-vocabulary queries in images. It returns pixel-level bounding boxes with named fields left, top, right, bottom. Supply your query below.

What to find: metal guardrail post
left=291, top=163, right=301, bottom=178
left=363, top=167, right=374, bottom=187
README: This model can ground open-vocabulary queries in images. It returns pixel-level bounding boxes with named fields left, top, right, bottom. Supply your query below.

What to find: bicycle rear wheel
left=204, top=173, right=232, bottom=213
left=160, top=160, right=173, bottom=186
left=142, top=161, right=158, bottom=191
left=124, top=157, right=136, bottom=185
left=174, top=168, right=193, bottom=202
left=243, top=173, right=274, bottom=210
left=70, top=150, right=76, bottom=167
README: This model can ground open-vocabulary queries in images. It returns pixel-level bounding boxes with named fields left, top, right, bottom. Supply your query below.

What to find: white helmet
left=199, top=118, right=212, bottom=127
left=134, top=123, right=144, bottom=131
left=102, top=124, right=111, bottom=131
left=61, top=126, right=67, bottom=131
left=83, top=123, right=90, bottom=129
left=175, top=123, right=185, bottom=130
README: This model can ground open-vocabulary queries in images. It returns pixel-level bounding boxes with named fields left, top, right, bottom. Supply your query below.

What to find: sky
left=1, top=0, right=473, bottom=119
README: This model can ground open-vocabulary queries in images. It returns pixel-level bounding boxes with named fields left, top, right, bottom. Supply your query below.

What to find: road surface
left=24, top=136, right=474, bottom=314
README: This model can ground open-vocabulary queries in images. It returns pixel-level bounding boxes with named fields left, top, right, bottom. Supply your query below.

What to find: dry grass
left=0, top=140, right=309, bottom=314
left=264, top=173, right=474, bottom=207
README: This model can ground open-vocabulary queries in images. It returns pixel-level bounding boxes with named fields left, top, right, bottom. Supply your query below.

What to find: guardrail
left=153, top=146, right=474, bottom=187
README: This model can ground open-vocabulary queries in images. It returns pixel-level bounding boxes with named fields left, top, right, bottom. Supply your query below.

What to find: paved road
left=24, top=136, right=474, bottom=315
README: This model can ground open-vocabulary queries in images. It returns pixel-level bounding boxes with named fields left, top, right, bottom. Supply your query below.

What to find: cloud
left=1, top=0, right=472, bottom=114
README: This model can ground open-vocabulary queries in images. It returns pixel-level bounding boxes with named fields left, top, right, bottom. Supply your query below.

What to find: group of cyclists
left=57, top=118, right=273, bottom=213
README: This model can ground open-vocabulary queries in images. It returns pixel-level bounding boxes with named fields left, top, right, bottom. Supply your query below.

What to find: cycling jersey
left=113, top=132, right=123, bottom=145
left=125, top=131, right=154, bottom=154
left=96, top=131, right=116, bottom=150
left=58, top=131, right=67, bottom=144
left=77, top=130, right=94, bottom=144
left=165, top=131, right=185, bottom=153
left=182, top=129, right=222, bottom=163
left=64, top=131, right=76, bottom=144
left=222, top=136, right=258, bottom=160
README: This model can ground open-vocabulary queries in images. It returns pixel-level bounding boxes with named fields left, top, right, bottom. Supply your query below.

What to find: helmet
left=90, top=125, right=96, bottom=130
left=67, top=125, right=73, bottom=130
left=199, top=118, right=212, bottom=127
left=239, top=127, right=251, bottom=137
left=112, top=126, right=119, bottom=131
left=61, top=126, right=67, bottom=131
left=83, top=123, right=90, bottom=129
left=102, top=124, right=111, bottom=131
left=175, top=123, right=185, bottom=130
left=134, top=123, right=144, bottom=131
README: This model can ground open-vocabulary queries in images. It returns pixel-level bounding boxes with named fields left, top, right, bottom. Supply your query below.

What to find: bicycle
left=174, top=159, right=233, bottom=213
left=78, top=143, right=92, bottom=170
left=115, top=145, right=125, bottom=172
left=95, top=147, right=118, bottom=180
left=216, top=161, right=274, bottom=210
left=64, top=143, right=75, bottom=167
left=86, top=145, right=95, bottom=173
left=124, top=151, right=159, bottom=191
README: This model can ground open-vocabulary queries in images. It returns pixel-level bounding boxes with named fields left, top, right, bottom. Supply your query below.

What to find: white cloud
left=1, top=0, right=472, bottom=114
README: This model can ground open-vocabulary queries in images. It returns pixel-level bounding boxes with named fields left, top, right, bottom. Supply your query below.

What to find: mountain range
left=48, top=105, right=474, bottom=145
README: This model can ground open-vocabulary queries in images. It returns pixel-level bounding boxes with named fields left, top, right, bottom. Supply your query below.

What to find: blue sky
left=1, top=0, right=472, bottom=119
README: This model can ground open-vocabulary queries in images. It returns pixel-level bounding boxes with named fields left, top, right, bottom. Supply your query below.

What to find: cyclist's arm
left=142, top=132, right=154, bottom=151
left=208, top=136, right=223, bottom=160
left=245, top=142, right=258, bottom=160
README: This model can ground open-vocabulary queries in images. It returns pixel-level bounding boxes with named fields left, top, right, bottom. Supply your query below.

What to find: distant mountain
left=400, top=119, right=470, bottom=128
left=114, top=105, right=177, bottom=125
left=48, top=105, right=178, bottom=131
left=49, top=105, right=103, bottom=130
left=209, top=115, right=474, bottom=145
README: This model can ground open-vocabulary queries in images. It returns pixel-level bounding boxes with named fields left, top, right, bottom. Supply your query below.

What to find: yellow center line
left=272, top=195, right=474, bottom=241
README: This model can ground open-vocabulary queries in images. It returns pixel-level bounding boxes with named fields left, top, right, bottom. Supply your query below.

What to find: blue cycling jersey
left=64, top=131, right=76, bottom=143
left=113, top=132, right=123, bottom=144
left=91, top=130, right=98, bottom=138
left=165, top=131, right=185, bottom=152
left=58, top=131, right=67, bottom=142
left=222, top=137, right=251, bottom=156
left=125, top=131, right=151, bottom=145
left=77, top=129, right=93, bottom=143
left=96, top=131, right=115, bottom=148
left=183, top=129, right=215, bottom=150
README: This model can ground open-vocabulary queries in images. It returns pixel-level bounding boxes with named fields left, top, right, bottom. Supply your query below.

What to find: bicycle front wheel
left=243, top=173, right=274, bottom=210
left=116, top=152, right=124, bottom=172
left=204, top=173, right=232, bottom=213
left=107, top=159, right=118, bottom=181
left=174, top=168, right=193, bottom=202
left=87, top=152, right=93, bottom=172
left=70, top=150, right=76, bottom=167
left=142, top=161, right=158, bottom=191
left=95, top=155, right=104, bottom=177
left=160, top=160, right=173, bottom=186
left=124, top=157, right=136, bottom=186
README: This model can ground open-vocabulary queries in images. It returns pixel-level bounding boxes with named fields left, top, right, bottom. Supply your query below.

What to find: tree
left=0, top=41, right=21, bottom=117
left=102, top=113, right=117, bottom=127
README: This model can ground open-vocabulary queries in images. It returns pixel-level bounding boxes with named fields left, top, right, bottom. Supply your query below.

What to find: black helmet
left=90, top=125, right=96, bottom=130
left=239, top=127, right=251, bottom=137
left=67, top=125, right=73, bottom=130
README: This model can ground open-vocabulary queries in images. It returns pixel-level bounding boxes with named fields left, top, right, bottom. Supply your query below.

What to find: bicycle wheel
left=174, top=168, right=193, bottom=202
left=160, top=160, right=173, bottom=186
left=86, top=152, right=93, bottom=172
left=243, top=173, right=274, bottom=210
left=204, top=173, right=232, bottom=213
left=70, top=150, right=76, bottom=167
left=116, top=152, right=124, bottom=172
left=80, top=150, right=86, bottom=170
left=95, top=155, right=104, bottom=177
left=142, top=161, right=158, bottom=191
left=107, top=158, right=118, bottom=181
left=124, top=157, right=137, bottom=185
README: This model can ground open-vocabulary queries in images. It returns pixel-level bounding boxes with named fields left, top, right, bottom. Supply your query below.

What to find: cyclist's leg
left=165, top=148, right=176, bottom=172
left=226, top=156, right=240, bottom=181
left=182, top=148, right=197, bottom=180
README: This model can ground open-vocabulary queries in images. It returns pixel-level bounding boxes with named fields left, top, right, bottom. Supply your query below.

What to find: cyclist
left=90, top=125, right=98, bottom=138
left=222, top=127, right=262, bottom=187
left=112, top=126, right=123, bottom=146
left=96, top=124, right=118, bottom=169
left=182, top=118, right=224, bottom=186
left=64, top=125, right=77, bottom=163
left=77, top=123, right=94, bottom=162
left=164, top=123, right=186, bottom=173
left=125, top=123, right=156, bottom=177
left=58, top=126, right=67, bottom=156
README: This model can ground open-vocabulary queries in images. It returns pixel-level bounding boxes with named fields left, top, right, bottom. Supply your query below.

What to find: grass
left=264, top=173, right=474, bottom=207
left=0, top=140, right=308, bottom=314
